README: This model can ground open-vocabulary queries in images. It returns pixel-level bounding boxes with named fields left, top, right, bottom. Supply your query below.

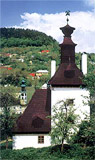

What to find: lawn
left=1, top=141, right=95, bottom=160
left=26, top=86, right=35, bottom=103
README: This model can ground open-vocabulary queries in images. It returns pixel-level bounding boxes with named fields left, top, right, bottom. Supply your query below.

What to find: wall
left=13, top=134, right=51, bottom=149
left=51, top=87, right=90, bottom=121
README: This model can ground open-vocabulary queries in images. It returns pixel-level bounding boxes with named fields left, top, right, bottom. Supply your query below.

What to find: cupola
left=48, top=11, right=84, bottom=87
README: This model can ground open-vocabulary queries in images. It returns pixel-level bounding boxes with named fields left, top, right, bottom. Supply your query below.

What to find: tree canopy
left=50, top=100, right=79, bottom=152
left=0, top=28, right=58, bottom=47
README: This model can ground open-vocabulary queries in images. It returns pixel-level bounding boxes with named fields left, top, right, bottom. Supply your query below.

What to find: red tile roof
left=0, top=66, right=12, bottom=70
left=13, top=89, right=51, bottom=133
left=41, top=50, right=50, bottom=53
left=29, top=73, right=36, bottom=77
left=8, top=67, right=12, bottom=70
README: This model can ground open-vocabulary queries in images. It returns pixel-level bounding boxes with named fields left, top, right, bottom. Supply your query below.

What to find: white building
left=12, top=22, right=89, bottom=149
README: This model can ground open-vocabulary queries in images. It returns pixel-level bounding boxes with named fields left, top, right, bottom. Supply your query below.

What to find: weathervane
left=65, top=10, right=70, bottom=24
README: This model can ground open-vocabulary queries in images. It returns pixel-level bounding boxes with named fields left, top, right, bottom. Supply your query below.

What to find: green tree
left=71, top=114, right=95, bottom=147
left=50, top=100, right=79, bottom=152
left=83, top=70, right=95, bottom=115
left=0, top=92, right=20, bottom=149
left=83, top=72, right=95, bottom=97
left=72, top=69, right=95, bottom=148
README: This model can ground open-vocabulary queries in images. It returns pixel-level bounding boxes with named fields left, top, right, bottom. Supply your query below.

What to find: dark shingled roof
left=48, top=63, right=84, bottom=86
left=48, top=23, right=84, bottom=87
left=60, top=37, right=76, bottom=46
left=13, top=89, right=51, bottom=133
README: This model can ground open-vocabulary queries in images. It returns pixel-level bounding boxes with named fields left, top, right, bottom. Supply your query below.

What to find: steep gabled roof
left=13, top=89, right=51, bottom=133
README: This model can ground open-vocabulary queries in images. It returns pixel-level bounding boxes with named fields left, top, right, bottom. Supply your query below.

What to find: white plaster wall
left=13, top=134, right=51, bottom=149
left=51, top=87, right=90, bottom=121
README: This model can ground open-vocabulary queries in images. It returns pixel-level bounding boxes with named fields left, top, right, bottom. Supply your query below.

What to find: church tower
left=20, top=79, right=27, bottom=105
left=48, top=14, right=89, bottom=120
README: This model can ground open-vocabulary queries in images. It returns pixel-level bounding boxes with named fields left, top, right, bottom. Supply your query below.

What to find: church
left=12, top=17, right=90, bottom=149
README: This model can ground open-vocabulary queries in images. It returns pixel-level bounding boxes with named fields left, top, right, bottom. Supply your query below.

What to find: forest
left=0, top=28, right=57, bottom=47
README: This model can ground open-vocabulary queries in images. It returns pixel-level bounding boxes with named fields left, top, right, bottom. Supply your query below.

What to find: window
left=66, top=99, right=74, bottom=106
left=38, top=136, right=44, bottom=144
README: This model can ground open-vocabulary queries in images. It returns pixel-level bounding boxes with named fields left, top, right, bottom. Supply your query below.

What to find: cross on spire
left=65, top=10, right=70, bottom=24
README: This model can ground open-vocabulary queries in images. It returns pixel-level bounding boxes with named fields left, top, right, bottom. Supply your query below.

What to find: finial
left=65, top=10, right=70, bottom=24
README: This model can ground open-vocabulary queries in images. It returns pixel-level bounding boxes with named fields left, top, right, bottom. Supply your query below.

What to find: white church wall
left=13, top=134, right=51, bottom=149
left=51, top=87, right=90, bottom=121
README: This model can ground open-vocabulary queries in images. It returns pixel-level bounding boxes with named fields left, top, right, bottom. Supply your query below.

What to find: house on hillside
left=1, top=53, right=12, bottom=58
left=36, top=70, right=48, bottom=78
left=29, top=73, right=36, bottom=79
left=41, top=50, right=50, bottom=53
left=12, top=18, right=90, bottom=149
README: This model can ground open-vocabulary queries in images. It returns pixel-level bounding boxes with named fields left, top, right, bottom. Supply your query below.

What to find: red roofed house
left=41, top=50, right=50, bottom=53
left=13, top=20, right=89, bottom=149
left=3, top=53, right=12, bottom=57
left=29, top=73, right=36, bottom=77
left=29, top=73, right=36, bottom=79
left=0, top=66, right=12, bottom=70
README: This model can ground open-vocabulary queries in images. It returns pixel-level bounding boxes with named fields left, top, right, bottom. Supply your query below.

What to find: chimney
left=82, top=52, right=87, bottom=75
left=51, top=60, right=56, bottom=77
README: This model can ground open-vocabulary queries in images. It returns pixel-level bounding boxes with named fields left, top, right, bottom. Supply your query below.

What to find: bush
left=1, top=145, right=95, bottom=160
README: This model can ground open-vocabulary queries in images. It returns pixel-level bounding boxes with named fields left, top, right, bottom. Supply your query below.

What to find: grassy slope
left=26, top=86, right=35, bottom=103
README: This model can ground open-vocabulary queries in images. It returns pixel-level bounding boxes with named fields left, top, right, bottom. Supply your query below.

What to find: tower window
left=66, top=99, right=74, bottom=106
left=38, top=136, right=44, bottom=144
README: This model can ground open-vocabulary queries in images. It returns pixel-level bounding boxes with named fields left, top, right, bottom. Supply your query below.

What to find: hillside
left=0, top=28, right=95, bottom=88
left=0, top=28, right=60, bottom=87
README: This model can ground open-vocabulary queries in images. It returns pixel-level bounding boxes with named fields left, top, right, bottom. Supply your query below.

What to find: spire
left=60, top=11, right=75, bottom=38
left=48, top=12, right=84, bottom=87
left=65, top=10, right=70, bottom=24
left=60, top=25, right=75, bottom=38
left=20, top=79, right=27, bottom=105
left=59, top=11, right=76, bottom=63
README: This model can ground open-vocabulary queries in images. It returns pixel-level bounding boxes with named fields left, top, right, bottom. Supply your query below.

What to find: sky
left=1, top=0, right=95, bottom=53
